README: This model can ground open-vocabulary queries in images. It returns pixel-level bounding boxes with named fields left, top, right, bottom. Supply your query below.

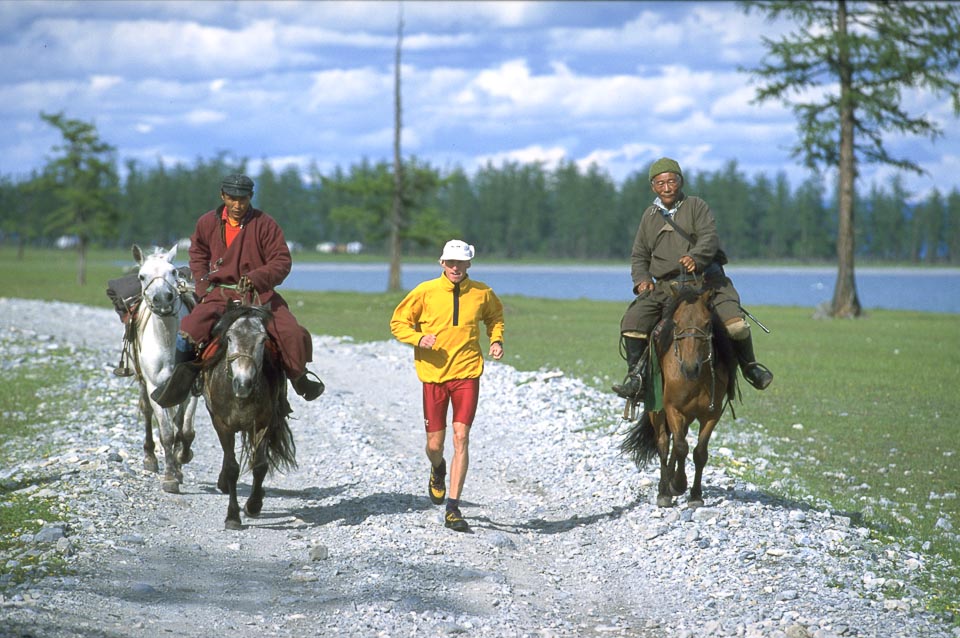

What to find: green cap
left=648, top=157, right=683, bottom=182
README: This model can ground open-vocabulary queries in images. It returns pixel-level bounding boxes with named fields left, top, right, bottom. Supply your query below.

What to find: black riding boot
left=733, top=335, right=773, bottom=390
left=612, top=336, right=648, bottom=399
left=151, top=344, right=200, bottom=408
left=290, top=370, right=325, bottom=401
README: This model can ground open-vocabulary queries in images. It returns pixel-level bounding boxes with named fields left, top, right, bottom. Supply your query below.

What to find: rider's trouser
left=620, top=275, right=745, bottom=339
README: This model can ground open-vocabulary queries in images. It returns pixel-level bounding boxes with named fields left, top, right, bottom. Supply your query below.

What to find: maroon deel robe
left=180, top=206, right=312, bottom=378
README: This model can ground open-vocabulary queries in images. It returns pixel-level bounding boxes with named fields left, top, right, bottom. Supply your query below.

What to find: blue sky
left=3, top=1, right=958, bottom=200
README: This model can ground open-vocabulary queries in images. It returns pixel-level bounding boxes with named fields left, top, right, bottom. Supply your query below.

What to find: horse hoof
left=670, top=484, right=687, bottom=497
left=687, top=499, right=704, bottom=509
left=143, top=457, right=159, bottom=473
left=161, top=479, right=180, bottom=494
left=656, top=496, right=674, bottom=508
left=244, top=503, right=262, bottom=518
left=224, top=519, right=243, bottom=531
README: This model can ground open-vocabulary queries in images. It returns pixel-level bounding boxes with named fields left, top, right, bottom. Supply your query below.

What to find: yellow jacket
left=390, top=274, right=505, bottom=383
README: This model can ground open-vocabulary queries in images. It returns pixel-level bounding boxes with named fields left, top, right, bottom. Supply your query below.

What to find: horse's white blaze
left=226, top=317, right=267, bottom=399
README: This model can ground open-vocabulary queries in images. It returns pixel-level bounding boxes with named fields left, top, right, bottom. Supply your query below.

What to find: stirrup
left=291, top=370, right=325, bottom=401
left=612, top=373, right=644, bottom=400
left=113, top=365, right=135, bottom=378
left=742, top=362, right=773, bottom=390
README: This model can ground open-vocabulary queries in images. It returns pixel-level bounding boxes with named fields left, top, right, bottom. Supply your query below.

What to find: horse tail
left=241, top=413, right=298, bottom=475
left=265, top=414, right=298, bottom=473
left=620, top=411, right=658, bottom=469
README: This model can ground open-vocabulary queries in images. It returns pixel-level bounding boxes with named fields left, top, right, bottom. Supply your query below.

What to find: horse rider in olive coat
left=613, top=157, right=773, bottom=400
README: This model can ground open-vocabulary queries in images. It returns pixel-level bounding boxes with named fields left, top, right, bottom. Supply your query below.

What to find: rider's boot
left=612, top=336, right=648, bottom=399
left=290, top=369, right=325, bottom=401
left=733, top=334, right=773, bottom=390
left=151, top=336, right=200, bottom=407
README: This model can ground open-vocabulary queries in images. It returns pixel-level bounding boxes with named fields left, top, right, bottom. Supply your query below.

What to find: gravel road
left=1, top=297, right=957, bottom=638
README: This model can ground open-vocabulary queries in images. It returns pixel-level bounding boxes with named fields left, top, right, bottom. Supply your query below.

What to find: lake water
left=282, top=263, right=960, bottom=314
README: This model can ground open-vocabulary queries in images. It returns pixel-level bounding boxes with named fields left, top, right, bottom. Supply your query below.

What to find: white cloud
left=307, top=68, right=389, bottom=108
left=89, top=75, right=122, bottom=92
left=0, top=0, right=957, bottom=204
left=475, top=144, right=569, bottom=171
left=184, top=110, right=226, bottom=126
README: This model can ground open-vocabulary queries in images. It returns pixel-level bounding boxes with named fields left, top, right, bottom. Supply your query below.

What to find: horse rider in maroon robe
left=152, top=174, right=324, bottom=407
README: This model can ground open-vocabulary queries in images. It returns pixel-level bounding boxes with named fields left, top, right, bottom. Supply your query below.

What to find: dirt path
left=1, top=299, right=954, bottom=638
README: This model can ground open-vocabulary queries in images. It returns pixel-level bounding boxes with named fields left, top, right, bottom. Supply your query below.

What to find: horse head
left=218, top=305, right=273, bottom=400
left=669, top=287, right=716, bottom=381
left=134, top=244, right=181, bottom=317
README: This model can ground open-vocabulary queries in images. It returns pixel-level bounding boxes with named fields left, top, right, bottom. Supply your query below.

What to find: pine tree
left=40, top=111, right=119, bottom=285
left=741, top=0, right=960, bottom=316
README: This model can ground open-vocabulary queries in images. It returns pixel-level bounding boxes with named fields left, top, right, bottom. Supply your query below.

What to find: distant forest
left=2, top=153, right=958, bottom=264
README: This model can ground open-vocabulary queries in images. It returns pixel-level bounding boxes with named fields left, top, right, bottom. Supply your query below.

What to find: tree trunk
left=830, top=0, right=862, bottom=318
left=387, top=8, right=404, bottom=293
left=77, top=237, right=88, bottom=286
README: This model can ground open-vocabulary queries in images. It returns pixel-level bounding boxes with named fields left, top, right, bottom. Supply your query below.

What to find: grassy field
left=2, top=247, right=959, bottom=612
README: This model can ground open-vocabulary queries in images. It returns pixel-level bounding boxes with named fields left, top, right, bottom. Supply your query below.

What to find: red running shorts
left=422, top=378, right=480, bottom=432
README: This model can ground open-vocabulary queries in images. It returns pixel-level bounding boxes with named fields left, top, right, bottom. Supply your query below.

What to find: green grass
left=2, top=247, right=959, bottom=614
left=0, top=337, right=78, bottom=587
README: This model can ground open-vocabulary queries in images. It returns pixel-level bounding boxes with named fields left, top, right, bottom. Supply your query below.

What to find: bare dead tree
left=387, top=4, right=404, bottom=292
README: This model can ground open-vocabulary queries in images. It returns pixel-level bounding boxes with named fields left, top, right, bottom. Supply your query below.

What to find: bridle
left=224, top=322, right=266, bottom=380
left=141, top=273, right=184, bottom=317
left=672, top=306, right=719, bottom=410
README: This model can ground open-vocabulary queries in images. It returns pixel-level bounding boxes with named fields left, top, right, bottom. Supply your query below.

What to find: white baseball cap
left=439, top=239, right=475, bottom=262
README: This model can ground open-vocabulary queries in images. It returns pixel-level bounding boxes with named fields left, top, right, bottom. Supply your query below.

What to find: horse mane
left=204, top=304, right=275, bottom=371
left=655, top=286, right=738, bottom=402
left=653, top=286, right=700, bottom=355
left=213, top=304, right=273, bottom=336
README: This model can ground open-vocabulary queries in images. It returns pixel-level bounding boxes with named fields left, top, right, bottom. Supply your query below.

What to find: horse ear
left=132, top=244, right=144, bottom=265
left=167, top=244, right=178, bottom=262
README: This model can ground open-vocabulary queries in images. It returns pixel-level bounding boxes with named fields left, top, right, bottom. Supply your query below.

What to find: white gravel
left=1, top=297, right=957, bottom=638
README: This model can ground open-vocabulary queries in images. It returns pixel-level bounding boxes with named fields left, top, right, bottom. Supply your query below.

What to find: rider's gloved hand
left=237, top=275, right=255, bottom=294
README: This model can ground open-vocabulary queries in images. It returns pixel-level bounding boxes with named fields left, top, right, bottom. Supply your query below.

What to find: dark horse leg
left=657, top=408, right=690, bottom=507
left=174, top=400, right=196, bottom=469
left=138, top=386, right=159, bottom=473
left=689, top=417, right=720, bottom=508
left=654, top=413, right=675, bottom=508
left=670, top=425, right=690, bottom=499
left=244, top=435, right=268, bottom=517
left=215, top=427, right=243, bottom=530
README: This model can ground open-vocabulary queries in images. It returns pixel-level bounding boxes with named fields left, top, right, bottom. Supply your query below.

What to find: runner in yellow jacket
left=390, top=239, right=504, bottom=532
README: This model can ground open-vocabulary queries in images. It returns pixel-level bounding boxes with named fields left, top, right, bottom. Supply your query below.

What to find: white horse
left=129, top=244, right=198, bottom=493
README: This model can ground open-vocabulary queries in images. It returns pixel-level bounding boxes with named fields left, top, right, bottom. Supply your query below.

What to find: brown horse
left=621, top=286, right=737, bottom=507
left=202, top=304, right=297, bottom=530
